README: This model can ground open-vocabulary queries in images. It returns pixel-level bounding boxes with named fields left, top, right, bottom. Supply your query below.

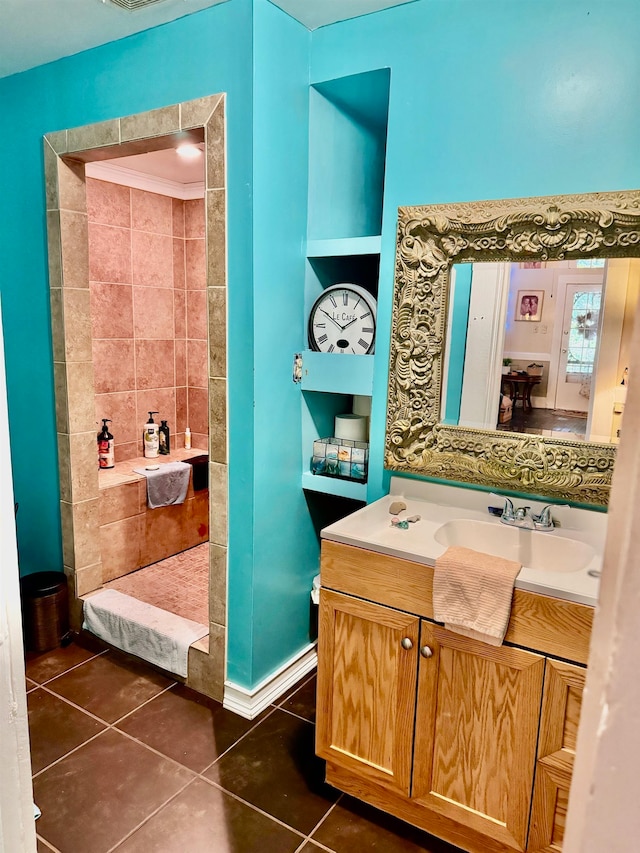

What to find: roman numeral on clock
left=342, top=291, right=349, bottom=306
left=358, top=338, right=368, bottom=349
left=317, top=334, right=328, bottom=344
left=362, top=327, right=374, bottom=333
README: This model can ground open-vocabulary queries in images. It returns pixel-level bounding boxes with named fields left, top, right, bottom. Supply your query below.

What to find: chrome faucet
left=490, top=495, right=531, bottom=528
left=490, top=495, right=564, bottom=531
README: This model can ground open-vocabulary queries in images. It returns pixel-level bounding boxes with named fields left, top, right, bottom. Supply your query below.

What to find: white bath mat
left=82, top=589, right=208, bottom=678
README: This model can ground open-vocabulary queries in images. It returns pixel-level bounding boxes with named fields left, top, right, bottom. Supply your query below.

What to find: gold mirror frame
left=385, top=189, right=640, bottom=507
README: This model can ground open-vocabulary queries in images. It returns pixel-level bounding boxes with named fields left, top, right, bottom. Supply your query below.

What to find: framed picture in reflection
left=515, top=289, right=544, bottom=322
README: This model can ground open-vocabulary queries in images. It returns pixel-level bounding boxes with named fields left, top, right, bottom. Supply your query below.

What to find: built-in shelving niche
left=302, top=67, right=390, bottom=503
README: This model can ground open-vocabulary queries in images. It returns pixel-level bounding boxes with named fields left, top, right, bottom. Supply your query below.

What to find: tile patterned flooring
left=104, top=543, right=209, bottom=626
left=497, top=406, right=588, bottom=438
left=27, top=640, right=462, bottom=853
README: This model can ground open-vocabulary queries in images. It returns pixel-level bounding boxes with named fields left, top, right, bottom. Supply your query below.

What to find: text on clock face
left=309, top=286, right=376, bottom=354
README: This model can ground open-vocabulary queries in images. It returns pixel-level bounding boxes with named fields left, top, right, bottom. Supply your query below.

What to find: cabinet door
left=528, top=659, right=586, bottom=852
left=412, top=623, right=545, bottom=852
left=316, top=589, right=420, bottom=796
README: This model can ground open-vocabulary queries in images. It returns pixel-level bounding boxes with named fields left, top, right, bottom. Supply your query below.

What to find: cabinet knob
left=401, top=637, right=413, bottom=650
left=420, top=645, right=433, bottom=659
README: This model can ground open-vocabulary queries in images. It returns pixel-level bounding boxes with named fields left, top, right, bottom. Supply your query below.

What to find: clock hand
left=341, top=317, right=359, bottom=331
left=319, top=309, right=345, bottom=330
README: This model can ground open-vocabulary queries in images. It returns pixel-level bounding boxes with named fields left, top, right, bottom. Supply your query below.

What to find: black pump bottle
left=159, top=420, right=171, bottom=455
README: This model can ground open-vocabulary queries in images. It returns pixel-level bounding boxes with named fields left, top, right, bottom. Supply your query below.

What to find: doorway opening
left=44, top=96, right=228, bottom=699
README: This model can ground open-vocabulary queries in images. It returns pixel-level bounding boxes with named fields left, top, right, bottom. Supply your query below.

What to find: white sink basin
left=321, top=478, right=606, bottom=605
left=434, top=518, right=595, bottom=574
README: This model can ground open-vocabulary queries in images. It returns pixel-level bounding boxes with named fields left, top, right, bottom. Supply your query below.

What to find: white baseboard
left=223, top=642, right=317, bottom=720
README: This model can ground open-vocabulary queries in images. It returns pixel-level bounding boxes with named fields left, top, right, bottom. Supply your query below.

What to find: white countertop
left=321, top=477, right=607, bottom=607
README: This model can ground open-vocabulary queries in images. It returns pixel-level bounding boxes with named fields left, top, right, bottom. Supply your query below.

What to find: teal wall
left=0, top=0, right=318, bottom=692
left=227, top=0, right=313, bottom=685
left=0, top=0, right=255, bottom=583
left=2, top=0, right=640, bottom=691
left=309, top=0, right=640, bottom=502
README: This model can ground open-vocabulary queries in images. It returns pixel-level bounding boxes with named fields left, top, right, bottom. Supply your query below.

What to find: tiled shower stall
left=45, top=95, right=228, bottom=699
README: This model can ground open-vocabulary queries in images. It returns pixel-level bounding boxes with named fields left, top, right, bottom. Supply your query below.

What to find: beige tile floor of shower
left=104, top=543, right=209, bottom=626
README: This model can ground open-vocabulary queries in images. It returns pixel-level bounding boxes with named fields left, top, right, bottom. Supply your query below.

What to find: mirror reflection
left=443, top=258, right=637, bottom=445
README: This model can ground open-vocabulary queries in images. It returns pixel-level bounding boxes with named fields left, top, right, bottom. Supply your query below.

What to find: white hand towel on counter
left=134, top=460, right=191, bottom=508
left=433, top=545, right=521, bottom=646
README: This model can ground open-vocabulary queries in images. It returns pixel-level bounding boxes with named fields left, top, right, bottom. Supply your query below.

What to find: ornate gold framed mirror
left=385, top=189, right=640, bottom=507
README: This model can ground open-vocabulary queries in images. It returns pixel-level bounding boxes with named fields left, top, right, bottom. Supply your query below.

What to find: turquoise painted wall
left=309, top=0, right=640, bottom=502
left=444, top=265, right=472, bottom=425
left=227, top=0, right=313, bottom=686
left=0, top=1, right=258, bottom=659
left=0, top=0, right=318, bottom=692
left=3, top=0, right=639, bottom=692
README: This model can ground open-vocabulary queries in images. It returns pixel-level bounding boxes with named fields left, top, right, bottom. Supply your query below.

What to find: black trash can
left=20, top=571, right=69, bottom=653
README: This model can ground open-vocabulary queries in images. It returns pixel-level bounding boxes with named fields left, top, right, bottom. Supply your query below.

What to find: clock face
left=308, top=284, right=376, bottom=354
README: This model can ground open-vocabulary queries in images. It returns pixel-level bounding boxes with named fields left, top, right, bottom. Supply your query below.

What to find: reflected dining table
left=500, top=373, right=541, bottom=413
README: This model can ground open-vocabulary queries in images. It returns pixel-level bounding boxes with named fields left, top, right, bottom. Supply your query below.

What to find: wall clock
left=308, top=283, right=377, bottom=354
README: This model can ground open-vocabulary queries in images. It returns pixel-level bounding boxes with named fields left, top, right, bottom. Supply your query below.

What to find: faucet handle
left=532, top=504, right=569, bottom=529
left=489, top=493, right=515, bottom=519
left=515, top=505, right=531, bottom=520
left=534, top=505, right=553, bottom=525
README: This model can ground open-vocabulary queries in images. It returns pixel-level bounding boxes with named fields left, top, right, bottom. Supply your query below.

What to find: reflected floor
left=104, top=543, right=209, bottom=626
left=497, top=407, right=587, bottom=439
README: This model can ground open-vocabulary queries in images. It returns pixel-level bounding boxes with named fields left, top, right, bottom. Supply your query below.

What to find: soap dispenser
left=97, top=419, right=114, bottom=469
left=143, top=412, right=160, bottom=458
left=159, top=420, right=170, bottom=455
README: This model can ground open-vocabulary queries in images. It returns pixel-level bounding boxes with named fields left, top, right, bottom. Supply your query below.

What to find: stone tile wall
left=88, top=181, right=208, bottom=460
left=99, top=477, right=209, bottom=582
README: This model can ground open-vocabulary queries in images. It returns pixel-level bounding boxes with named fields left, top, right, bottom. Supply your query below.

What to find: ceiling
left=0, top=0, right=416, bottom=79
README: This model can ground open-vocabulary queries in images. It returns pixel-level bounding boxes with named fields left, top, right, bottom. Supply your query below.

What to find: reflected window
left=566, top=291, right=601, bottom=391
left=575, top=258, right=606, bottom=268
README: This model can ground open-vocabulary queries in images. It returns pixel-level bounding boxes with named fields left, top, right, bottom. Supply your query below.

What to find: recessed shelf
left=307, top=236, right=382, bottom=258
left=300, top=350, right=374, bottom=395
left=302, top=471, right=367, bottom=501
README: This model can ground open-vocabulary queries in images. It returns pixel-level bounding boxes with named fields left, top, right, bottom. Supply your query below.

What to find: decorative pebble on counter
left=389, top=500, right=407, bottom=515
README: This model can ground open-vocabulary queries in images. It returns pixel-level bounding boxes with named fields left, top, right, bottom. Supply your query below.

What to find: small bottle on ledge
left=159, top=420, right=171, bottom=455
left=184, top=426, right=192, bottom=450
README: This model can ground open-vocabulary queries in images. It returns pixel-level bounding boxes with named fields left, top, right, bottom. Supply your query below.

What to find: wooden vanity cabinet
left=528, top=660, right=586, bottom=852
left=316, top=589, right=419, bottom=796
left=412, top=623, right=545, bottom=851
left=317, top=541, right=592, bottom=853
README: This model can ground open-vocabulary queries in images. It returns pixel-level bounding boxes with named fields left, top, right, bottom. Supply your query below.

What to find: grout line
left=37, top=683, right=115, bottom=726
left=31, top=648, right=109, bottom=688
left=112, top=726, right=201, bottom=777
left=197, top=775, right=307, bottom=841
left=110, top=681, right=177, bottom=727
left=299, top=798, right=343, bottom=852
left=31, top=727, right=109, bottom=779
left=197, top=705, right=279, bottom=775
left=278, top=706, right=316, bottom=726
left=36, top=834, right=62, bottom=853
left=106, top=775, right=197, bottom=853
left=275, top=671, right=317, bottom=707
left=294, top=837, right=337, bottom=853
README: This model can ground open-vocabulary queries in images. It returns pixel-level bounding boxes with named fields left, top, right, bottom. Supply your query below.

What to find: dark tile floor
left=497, top=406, right=587, bottom=438
left=27, top=639, right=462, bottom=853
